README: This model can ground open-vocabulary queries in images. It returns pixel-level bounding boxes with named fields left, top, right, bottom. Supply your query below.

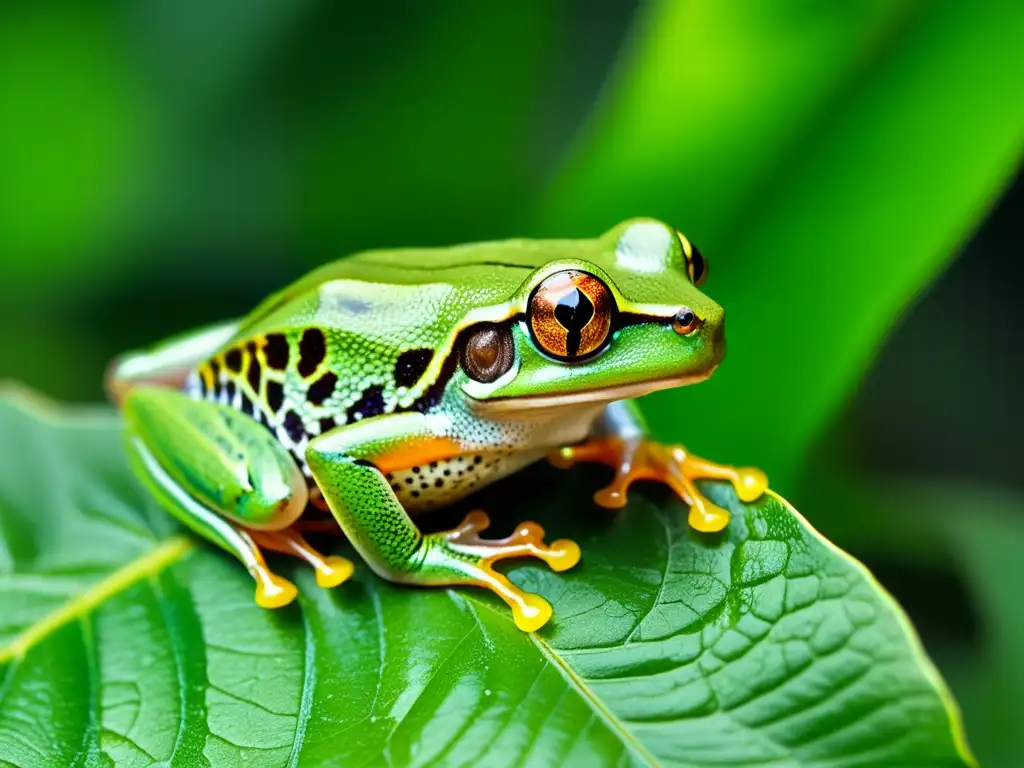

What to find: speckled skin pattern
left=112, top=218, right=731, bottom=628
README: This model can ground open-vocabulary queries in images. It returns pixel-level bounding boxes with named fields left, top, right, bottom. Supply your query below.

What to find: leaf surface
left=0, top=392, right=972, bottom=767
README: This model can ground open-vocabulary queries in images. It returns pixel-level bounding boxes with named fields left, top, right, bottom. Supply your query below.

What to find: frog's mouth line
left=468, top=367, right=717, bottom=415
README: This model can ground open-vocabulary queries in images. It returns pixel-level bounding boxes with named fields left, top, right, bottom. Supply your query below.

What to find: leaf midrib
left=463, top=592, right=662, bottom=768
left=0, top=536, right=193, bottom=663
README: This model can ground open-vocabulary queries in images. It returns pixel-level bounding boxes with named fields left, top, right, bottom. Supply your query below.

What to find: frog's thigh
left=107, top=320, right=238, bottom=403
left=123, top=386, right=308, bottom=606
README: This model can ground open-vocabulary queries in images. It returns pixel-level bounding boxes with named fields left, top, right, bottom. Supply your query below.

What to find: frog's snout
left=675, top=301, right=724, bottom=339
left=673, top=304, right=726, bottom=368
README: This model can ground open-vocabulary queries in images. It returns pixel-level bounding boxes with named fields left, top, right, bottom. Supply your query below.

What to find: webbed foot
left=250, top=528, right=355, bottom=590
left=419, top=511, right=580, bottom=632
left=550, top=438, right=767, bottom=532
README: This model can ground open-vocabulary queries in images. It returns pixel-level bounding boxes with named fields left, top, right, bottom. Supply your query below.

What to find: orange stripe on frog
left=373, top=436, right=462, bottom=474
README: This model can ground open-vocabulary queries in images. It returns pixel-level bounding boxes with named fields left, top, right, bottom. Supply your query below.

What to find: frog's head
left=457, top=218, right=724, bottom=414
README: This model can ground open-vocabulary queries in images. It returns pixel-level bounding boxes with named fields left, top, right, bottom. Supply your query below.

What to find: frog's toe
left=548, top=440, right=620, bottom=470
left=424, top=511, right=581, bottom=632
left=547, top=539, right=581, bottom=572
left=734, top=467, right=769, bottom=502
left=593, top=479, right=630, bottom=510
left=686, top=493, right=731, bottom=533
left=252, top=566, right=299, bottom=609
left=445, top=514, right=581, bottom=573
left=676, top=452, right=769, bottom=505
left=547, top=446, right=578, bottom=469
left=315, top=555, right=355, bottom=588
left=549, top=436, right=768, bottom=534
left=511, top=592, right=553, bottom=633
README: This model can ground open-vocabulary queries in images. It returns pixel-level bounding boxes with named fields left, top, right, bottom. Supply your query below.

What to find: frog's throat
left=468, top=366, right=717, bottom=415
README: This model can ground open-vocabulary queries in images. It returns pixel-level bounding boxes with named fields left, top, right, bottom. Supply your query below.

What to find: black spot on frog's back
left=307, top=371, right=338, bottom=405
left=263, top=333, right=289, bottom=371
left=346, top=385, right=385, bottom=423
left=283, top=410, right=305, bottom=443
left=394, top=348, right=434, bottom=388
left=298, top=328, right=327, bottom=377
left=246, top=346, right=262, bottom=393
left=265, top=380, right=285, bottom=413
left=224, top=347, right=244, bottom=373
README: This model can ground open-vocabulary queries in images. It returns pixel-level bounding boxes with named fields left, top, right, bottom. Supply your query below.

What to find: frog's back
left=236, top=237, right=599, bottom=335
left=184, top=237, right=589, bottom=473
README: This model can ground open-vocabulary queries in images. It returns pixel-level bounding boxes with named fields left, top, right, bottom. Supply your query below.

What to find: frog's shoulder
left=231, top=237, right=593, bottom=341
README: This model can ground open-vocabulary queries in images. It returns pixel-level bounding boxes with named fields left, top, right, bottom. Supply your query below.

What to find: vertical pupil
left=553, top=287, right=595, bottom=356
left=553, top=288, right=594, bottom=329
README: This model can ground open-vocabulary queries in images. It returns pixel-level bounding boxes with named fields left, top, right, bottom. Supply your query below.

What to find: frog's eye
left=461, top=323, right=515, bottom=383
left=528, top=270, right=613, bottom=360
left=677, top=231, right=708, bottom=286
left=687, top=246, right=708, bottom=286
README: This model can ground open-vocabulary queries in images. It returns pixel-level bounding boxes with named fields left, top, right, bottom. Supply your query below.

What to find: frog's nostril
left=672, top=307, right=703, bottom=336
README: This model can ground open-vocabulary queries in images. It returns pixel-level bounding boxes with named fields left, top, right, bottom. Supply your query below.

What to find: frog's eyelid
left=676, top=230, right=709, bottom=286
left=676, top=230, right=692, bottom=258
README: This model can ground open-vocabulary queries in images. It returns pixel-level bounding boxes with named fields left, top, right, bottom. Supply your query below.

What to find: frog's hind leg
left=107, top=320, right=238, bottom=404
left=129, top=432, right=298, bottom=607
left=123, top=385, right=352, bottom=608
left=308, top=413, right=581, bottom=633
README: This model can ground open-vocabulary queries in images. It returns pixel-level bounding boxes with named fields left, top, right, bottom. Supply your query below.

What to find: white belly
left=387, top=402, right=605, bottom=513
left=386, top=447, right=546, bottom=513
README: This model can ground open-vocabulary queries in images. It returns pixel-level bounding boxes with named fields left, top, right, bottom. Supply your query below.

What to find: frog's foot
left=419, top=511, right=581, bottom=632
left=250, top=529, right=355, bottom=589
left=247, top=557, right=299, bottom=609
left=549, top=438, right=768, bottom=533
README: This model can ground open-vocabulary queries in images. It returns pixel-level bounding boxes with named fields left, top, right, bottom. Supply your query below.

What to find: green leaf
left=804, top=478, right=1024, bottom=768
left=918, top=484, right=1024, bottom=768
left=0, top=390, right=972, bottom=767
left=537, top=0, right=1024, bottom=488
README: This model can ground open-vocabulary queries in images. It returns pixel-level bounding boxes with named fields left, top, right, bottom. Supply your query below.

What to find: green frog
left=107, top=219, right=767, bottom=632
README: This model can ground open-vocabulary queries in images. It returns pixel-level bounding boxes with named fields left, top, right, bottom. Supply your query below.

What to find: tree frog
left=107, top=219, right=767, bottom=632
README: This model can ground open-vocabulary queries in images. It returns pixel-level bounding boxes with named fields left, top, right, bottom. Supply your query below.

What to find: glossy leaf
left=0, top=390, right=972, bottom=767
left=917, top=484, right=1024, bottom=768
left=537, top=0, right=1024, bottom=489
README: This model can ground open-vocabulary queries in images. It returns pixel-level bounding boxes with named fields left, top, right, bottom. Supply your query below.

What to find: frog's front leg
left=123, top=386, right=354, bottom=607
left=307, top=413, right=580, bottom=632
left=549, top=400, right=768, bottom=532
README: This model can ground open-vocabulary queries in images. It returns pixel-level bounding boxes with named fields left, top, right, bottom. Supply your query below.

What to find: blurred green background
left=0, top=1, right=1021, bottom=764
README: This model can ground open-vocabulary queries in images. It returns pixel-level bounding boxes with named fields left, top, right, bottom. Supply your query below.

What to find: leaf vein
left=0, top=537, right=193, bottom=663
left=286, top=595, right=316, bottom=768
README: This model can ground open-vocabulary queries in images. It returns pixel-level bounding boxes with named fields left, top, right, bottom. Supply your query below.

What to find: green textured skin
left=110, top=218, right=723, bottom=591
left=306, top=413, right=431, bottom=579
left=122, top=387, right=306, bottom=528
